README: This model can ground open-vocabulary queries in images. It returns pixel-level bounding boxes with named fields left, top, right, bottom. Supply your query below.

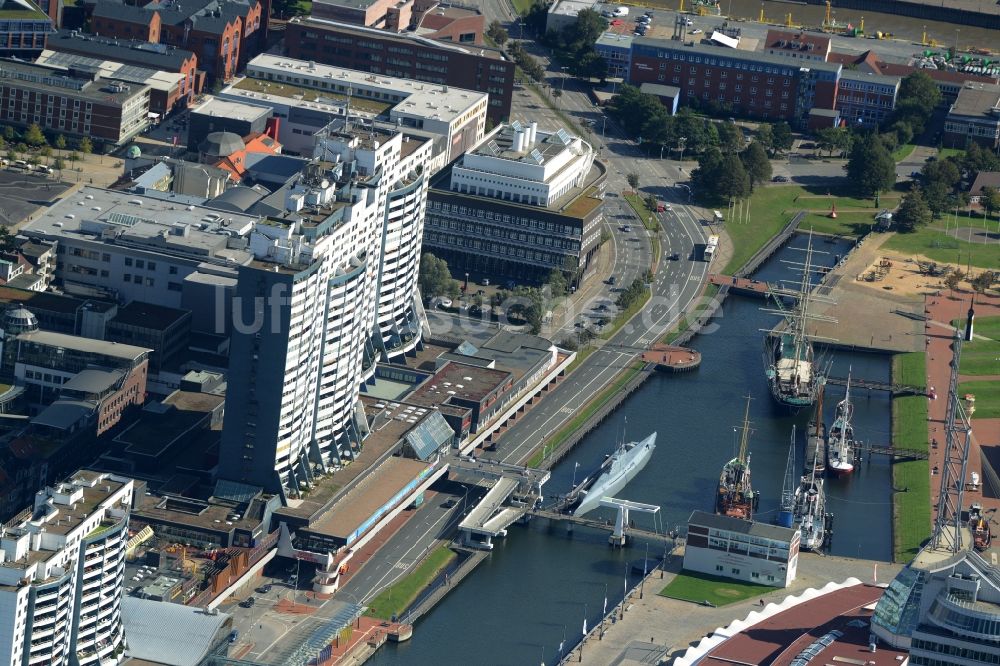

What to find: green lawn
left=953, top=315, right=1000, bottom=342
left=624, top=193, right=660, bottom=232
left=893, top=460, right=932, bottom=562
left=365, top=545, right=456, bottom=621
left=957, top=339, right=1000, bottom=376
left=938, top=148, right=966, bottom=160
left=512, top=0, right=534, bottom=14
left=884, top=225, right=1000, bottom=271
left=801, top=212, right=876, bottom=237
left=893, top=352, right=928, bottom=390
left=958, top=380, right=1000, bottom=419
left=721, top=184, right=896, bottom=274
left=660, top=571, right=774, bottom=606
left=892, top=143, right=916, bottom=162
left=891, top=351, right=931, bottom=562
left=601, top=288, right=650, bottom=340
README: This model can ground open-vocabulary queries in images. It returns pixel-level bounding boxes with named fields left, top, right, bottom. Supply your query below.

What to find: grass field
left=892, top=143, right=916, bottom=162
left=953, top=315, right=1000, bottom=343
left=938, top=148, right=965, bottom=160
left=801, top=212, right=875, bottom=237
left=365, top=545, right=456, bottom=621
left=512, top=0, right=534, bottom=14
left=660, top=571, right=773, bottom=606
left=624, top=193, right=661, bottom=233
left=894, top=352, right=928, bottom=389
left=722, top=185, right=897, bottom=274
left=884, top=224, right=1000, bottom=271
left=957, top=339, right=1000, bottom=376
left=891, top=352, right=931, bottom=562
left=958, top=380, right=1000, bottom=419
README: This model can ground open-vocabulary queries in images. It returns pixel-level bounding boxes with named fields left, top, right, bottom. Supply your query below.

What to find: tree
left=55, top=134, right=67, bottom=152
left=271, top=0, right=308, bottom=18
left=558, top=8, right=607, bottom=53
left=980, top=186, right=1000, bottom=217
left=846, top=136, right=896, bottom=198
left=887, top=71, right=942, bottom=137
left=79, top=137, right=93, bottom=155
left=53, top=157, right=65, bottom=172
left=755, top=123, right=774, bottom=153
left=944, top=270, right=962, bottom=295
left=0, top=226, right=15, bottom=253
left=740, top=141, right=772, bottom=190
left=575, top=50, right=608, bottom=81
left=626, top=172, right=640, bottom=192
left=2, top=126, right=15, bottom=141
left=24, top=123, right=46, bottom=148
left=717, top=122, right=744, bottom=154
left=68, top=152, right=80, bottom=163
left=895, top=187, right=932, bottom=232
left=717, top=153, right=751, bottom=201
left=418, top=252, right=457, bottom=299
left=643, top=194, right=658, bottom=213
left=771, top=122, right=794, bottom=154
left=546, top=269, right=568, bottom=299
left=815, top=127, right=851, bottom=157
left=970, top=270, right=997, bottom=295
left=922, top=158, right=961, bottom=189
left=486, top=20, right=509, bottom=46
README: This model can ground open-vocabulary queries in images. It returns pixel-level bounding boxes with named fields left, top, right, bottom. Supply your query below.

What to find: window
left=751, top=572, right=759, bottom=579
left=169, top=266, right=178, bottom=275
left=715, top=565, right=724, bottom=572
left=147, top=261, right=156, bottom=270
left=124, top=258, right=132, bottom=267
left=731, top=568, right=740, bottom=574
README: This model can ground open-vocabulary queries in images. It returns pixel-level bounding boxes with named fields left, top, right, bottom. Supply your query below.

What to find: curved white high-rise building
left=219, top=122, right=433, bottom=495
left=0, top=471, right=133, bottom=666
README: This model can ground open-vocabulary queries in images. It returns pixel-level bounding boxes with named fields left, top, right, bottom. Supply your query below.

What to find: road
left=483, top=60, right=711, bottom=466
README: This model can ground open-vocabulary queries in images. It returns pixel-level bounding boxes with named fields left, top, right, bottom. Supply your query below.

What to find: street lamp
left=678, top=136, right=688, bottom=162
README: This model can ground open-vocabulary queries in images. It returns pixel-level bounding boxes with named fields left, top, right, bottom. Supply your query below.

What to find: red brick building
left=763, top=29, right=831, bottom=62
left=89, top=0, right=266, bottom=83
left=629, top=37, right=840, bottom=123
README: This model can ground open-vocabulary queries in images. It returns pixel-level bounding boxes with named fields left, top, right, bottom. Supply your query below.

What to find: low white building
left=217, top=54, right=488, bottom=171
left=0, top=470, right=134, bottom=666
left=683, top=510, right=799, bottom=588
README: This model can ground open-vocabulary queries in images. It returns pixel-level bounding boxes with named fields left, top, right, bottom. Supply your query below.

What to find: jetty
left=641, top=344, right=701, bottom=372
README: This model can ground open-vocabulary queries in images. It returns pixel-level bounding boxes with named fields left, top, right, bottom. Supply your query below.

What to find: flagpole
left=580, top=603, right=588, bottom=662
left=600, top=584, right=608, bottom=640
left=621, top=563, right=627, bottom=620
left=640, top=543, right=649, bottom=599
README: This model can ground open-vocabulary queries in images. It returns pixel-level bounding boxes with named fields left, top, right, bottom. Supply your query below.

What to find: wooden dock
left=641, top=344, right=701, bottom=372
left=825, top=375, right=928, bottom=397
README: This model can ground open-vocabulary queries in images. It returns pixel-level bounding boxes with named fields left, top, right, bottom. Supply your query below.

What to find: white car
left=612, top=6, right=629, bottom=17
left=685, top=18, right=694, bottom=26
left=690, top=28, right=703, bottom=34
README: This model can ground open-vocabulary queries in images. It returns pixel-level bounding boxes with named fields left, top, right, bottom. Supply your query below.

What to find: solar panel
left=554, top=128, right=573, bottom=145
left=486, top=140, right=501, bottom=156
left=529, top=148, right=544, bottom=165
left=106, top=212, right=151, bottom=228
left=510, top=120, right=524, bottom=132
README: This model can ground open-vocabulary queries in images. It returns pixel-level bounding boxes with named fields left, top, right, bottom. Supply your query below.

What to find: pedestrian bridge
left=452, top=456, right=549, bottom=550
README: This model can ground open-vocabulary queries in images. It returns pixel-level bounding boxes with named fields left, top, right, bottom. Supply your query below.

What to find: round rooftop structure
left=3, top=306, right=38, bottom=335
left=199, top=131, right=244, bottom=157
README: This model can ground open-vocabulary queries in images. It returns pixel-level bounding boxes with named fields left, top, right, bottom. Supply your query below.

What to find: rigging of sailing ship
left=761, top=233, right=837, bottom=410
left=716, top=396, right=758, bottom=521
left=827, top=369, right=857, bottom=476
left=793, top=439, right=828, bottom=551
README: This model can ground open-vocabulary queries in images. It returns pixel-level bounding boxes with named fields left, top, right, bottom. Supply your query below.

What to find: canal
left=376, top=233, right=894, bottom=665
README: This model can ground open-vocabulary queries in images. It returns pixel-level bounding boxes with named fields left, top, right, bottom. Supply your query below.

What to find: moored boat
left=827, top=371, right=857, bottom=477
left=716, top=397, right=757, bottom=521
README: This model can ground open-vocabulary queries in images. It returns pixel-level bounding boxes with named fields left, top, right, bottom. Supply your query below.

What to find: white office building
left=217, top=54, right=488, bottom=171
left=219, top=121, right=433, bottom=496
left=0, top=470, right=133, bottom=666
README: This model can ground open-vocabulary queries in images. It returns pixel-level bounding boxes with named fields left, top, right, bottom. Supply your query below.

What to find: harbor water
left=376, top=234, right=894, bottom=664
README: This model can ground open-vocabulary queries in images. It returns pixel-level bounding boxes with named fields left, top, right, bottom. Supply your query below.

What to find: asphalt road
left=486, top=71, right=711, bottom=466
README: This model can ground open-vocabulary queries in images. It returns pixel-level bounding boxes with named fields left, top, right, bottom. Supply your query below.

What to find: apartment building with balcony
left=835, top=70, right=900, bottom=127
left=219, top=123, right=434, bottom=496
left=424, top=121, right=606, bottom=284
left=0, top=470, right=133, bottom=666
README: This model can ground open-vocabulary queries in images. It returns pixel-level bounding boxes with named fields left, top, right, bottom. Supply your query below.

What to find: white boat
left=826, top=371, right=856, bottom=476
left=793, top=469, right=827, bottom=551
left=573, top=432, right=656, bottom=517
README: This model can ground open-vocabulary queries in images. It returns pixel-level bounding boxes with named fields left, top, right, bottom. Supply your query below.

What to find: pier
left=708, top=274, right=771, bottom=298
left=824, top=375, right=928, bottom=397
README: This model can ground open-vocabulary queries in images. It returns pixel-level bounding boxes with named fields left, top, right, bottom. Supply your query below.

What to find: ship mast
left=737, top=395, right=752, bottom=469
left=780, top=425, right=796, bottom=513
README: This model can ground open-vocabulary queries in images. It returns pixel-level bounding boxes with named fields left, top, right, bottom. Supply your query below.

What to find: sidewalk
left=924, top=291, right=1000, bottom=517
left=543, top=232, right=615, bottom=338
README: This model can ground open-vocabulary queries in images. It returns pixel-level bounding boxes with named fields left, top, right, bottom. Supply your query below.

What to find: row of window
left=643, top=49, right=797, bottom=78
left=426, top=218, right=581, bottom=249
left=424, top=233, right=572, bottom=265
left=427, top=200, right=583, bottom=234
left=712, top=564, right=777, bottom=582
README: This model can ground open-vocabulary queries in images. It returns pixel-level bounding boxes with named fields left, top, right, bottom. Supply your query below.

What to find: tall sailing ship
left=793, top=462, right=827, bottom=551
left=826, top=371, right=857, bottom=476
left=761, top=234, right=836, bottom=410
left=716, top=397, right=757, bottom=521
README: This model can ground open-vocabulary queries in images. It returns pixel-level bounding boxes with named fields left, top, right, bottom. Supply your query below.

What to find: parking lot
left=0, top=170, right=74, bottom=229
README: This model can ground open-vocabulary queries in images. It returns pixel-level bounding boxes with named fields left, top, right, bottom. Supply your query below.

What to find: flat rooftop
left=0, top=58, right=149, bottom=105
left=113, top=300, right=190, bottom=331
left=34, top=471, right=129, bottom=538
left=950, top=82, right=1000, bottom=118
left=35, top=50, right=184, bottom=94
left=471, top=123, right=578, bottom=163
left=596, top=32, right=633, bottom=49
left=244, top=54, right=487, bottom=124
left=22, top=186, right=256, bottom=266
left=17, top=329, right=151, bottom=361
left=191, top=95, right=273, bottom=123
left=46, top=29, right=195, bottom=70
left=408, top=360, right=510, bottom=406
left=305, top=456, right=429, bottom=540
left=633, top=36, right=842, bottom=74
left=550, top=0, right=596, bottom=17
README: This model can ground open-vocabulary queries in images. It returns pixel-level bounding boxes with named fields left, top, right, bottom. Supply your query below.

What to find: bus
left=703, top=235, right=720, bottom=262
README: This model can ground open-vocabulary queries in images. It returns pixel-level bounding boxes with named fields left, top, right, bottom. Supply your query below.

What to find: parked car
left=442, top=498, right=458, bottom=508
left=771, top=175, right=789, bottom=182
left=256, top=584, right=272, bottom=594
left=656, top=202, right=671, bottom=212
left=669, top=252, right=681, bottom=261
left=621, top=225, right=631, bottom=232
left=607, top=275, right=617, bottom=285
left=229, top=630, right=239, bottom=643
left=35, top=164, right=53, bottom=174
left=690, top=28, right=703, bottom=34
left=240, top=597, right=255, bottom=608
left=11, top=159, right=29, bottom=170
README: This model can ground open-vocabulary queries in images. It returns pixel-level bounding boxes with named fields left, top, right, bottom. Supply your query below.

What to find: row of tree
left=0, top=123, right=94, bottom=155
left=506, top=41, right=545, bottom=82
left=690, top=142, right=772, bottom=203
left=615, top=277, right=648, bottom=312
left=542, top=8, right=609, bottom=80
left=607, top=85, right=793, bottom=157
